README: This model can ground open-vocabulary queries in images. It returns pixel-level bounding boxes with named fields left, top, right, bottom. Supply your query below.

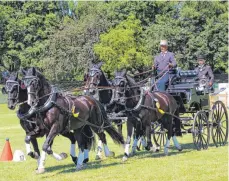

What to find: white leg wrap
left=52, top=152, right=62, bottom=161
left=38, top=151, right=46, bottom=169
left=104, top=144, right=110, bottom=157
left=124, top=144, right=130, bottom=156
left=76, top=150, right=84, bottom=168
left=164, top=139, right=170, bottom=155
left=25, top=143, right=31, bottom=154
left=172, top=136, right=181, bottom=150
left=131, top=138, right=138, bottom=154
left=84, top=149, right=89, bottom=159
left=70, top=144, right=76, bottom=157
left=141, top=136, right=147, bottom=148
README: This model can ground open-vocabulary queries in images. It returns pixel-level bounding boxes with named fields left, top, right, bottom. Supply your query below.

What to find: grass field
left=0, top=104, right=228, bottom=181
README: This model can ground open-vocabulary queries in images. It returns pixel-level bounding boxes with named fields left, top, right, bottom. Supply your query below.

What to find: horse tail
left=82, top=125, right=96, bottom=150
left=95, top=99, right=124, bottom=145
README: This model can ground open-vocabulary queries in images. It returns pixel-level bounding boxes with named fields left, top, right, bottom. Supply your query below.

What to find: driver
left=152, top=40, right=177, bottom=91
left=194, top=55, right=214, bottom=87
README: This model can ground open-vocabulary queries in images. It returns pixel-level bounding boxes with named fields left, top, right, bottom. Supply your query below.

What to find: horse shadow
left=44, top=159, right=126, bottom=175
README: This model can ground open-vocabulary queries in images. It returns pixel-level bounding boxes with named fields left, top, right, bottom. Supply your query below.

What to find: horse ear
left=97, top=62, right=103, bottom=69
left=32, top=67, right=36, bottom=76
left=121, top=69, right=127, bottom=76
left=20, top=68, right=26, bottom=75
left=1, top=87, right=7, bottom=95
left=15, top=72, right=18, bottom=80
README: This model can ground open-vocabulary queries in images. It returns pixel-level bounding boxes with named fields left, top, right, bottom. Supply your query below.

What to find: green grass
left=0, top=104, right=228, bottom=181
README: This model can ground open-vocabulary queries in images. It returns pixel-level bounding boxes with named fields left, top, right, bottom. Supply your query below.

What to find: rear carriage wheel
left=192, top=111, right=210, bottom=150
left=211, top=101, right=228, bottom=147
left=152, top=122, right=167, bottom=149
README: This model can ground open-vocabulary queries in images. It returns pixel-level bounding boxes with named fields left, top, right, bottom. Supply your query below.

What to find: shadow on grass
left=44, top=159, right=128, bottom=175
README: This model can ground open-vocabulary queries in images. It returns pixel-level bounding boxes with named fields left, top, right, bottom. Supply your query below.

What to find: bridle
left=87, top=67, right=102, bottom=88
left=23, top=75, right=41, bottom=105
left=5, top=80, right=20, bottom=103
left=113, top=76, right=128, bottom=105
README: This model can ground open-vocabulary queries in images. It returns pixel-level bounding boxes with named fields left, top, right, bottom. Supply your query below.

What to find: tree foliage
left=0, top=1, right=227, bottom=81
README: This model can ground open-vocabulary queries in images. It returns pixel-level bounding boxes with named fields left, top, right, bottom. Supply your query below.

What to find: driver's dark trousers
left=154, top=70, right=169, bottom=91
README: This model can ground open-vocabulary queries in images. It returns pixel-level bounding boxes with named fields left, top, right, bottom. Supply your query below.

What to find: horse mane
left=35, top=70, right=52, bottom=96
left=100, top=71, right=110, bottom=86
left=126, top=74, right=136, bottom=86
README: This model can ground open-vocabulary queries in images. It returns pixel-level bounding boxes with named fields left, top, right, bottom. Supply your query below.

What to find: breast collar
left=17, top=87, right=58, bottom=120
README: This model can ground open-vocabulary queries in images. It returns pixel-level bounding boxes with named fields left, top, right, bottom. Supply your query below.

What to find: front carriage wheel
left=211, top=101, right=228, bottom=147
left=152, top=122, right=167, bottom=150
left=192, top=111, right=210, bottom=150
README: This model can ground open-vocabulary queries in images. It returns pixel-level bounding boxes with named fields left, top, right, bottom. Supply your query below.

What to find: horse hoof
left=106, top=151, right=115, bottom=157
left=129, top=151, right=136, bottom=157
left=75, top=164, right=86, bottom=172
left=83, top=158, right=89, bottom=163
left=178, top=148, right=183, bottom=152
left=122, top=156, right=128, bottom=162
left=35, top=168, right=46, bottom=174
left=155, top=148, right=160, bottom=152
left=60, top=153, right=68, bottom=160
left=95, top=155, right=102, bottom=160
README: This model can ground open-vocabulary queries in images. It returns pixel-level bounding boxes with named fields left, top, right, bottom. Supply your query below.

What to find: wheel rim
left=153, top=123, right=167, bottom=149
left=193, top=111, right=210, bottom=150
left=211, top=101, right=228, bottom=147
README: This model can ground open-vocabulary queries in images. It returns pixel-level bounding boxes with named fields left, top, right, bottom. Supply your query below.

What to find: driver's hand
left=208, top=82, right=213, bottom=87
left=168, top=63, right=173, bottom=68
left=152, top=66, right=155, bottom=70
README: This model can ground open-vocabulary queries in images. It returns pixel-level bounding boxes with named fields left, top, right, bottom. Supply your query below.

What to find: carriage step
left=180, top=117, right=193, bottom=122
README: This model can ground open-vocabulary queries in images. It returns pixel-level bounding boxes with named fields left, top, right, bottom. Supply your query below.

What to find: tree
left=94, top=14, right=150, bottom=76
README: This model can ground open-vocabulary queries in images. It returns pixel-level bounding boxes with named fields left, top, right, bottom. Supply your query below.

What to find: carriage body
left=152, top=68, right=228, bottom=150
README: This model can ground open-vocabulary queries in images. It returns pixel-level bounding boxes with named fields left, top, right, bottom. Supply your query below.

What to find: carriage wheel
left=211, top=101, right=228, bottom=147
left=152, top=123, right=167, bottom=149
left=192, top=111, right=210, bottom=150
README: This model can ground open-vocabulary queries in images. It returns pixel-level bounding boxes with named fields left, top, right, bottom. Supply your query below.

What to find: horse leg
left=29, top=136, right=40, bottom=159
left=122, top=119, right=133, bottom=162
left=37, top=123, right=58, bottom=174
left=74, top=130, right=86, bottom=171
left=61, top=131, right=77, bottom=165
left=83, top=125, right=94, bottom=163
left=131, top=125, right=141, bottom=156
left=164, top=115, right=173, bottom=156
left=172, top=110, right=182, bottom=151
left=95, top=139, right=103, bottom=160
left=98, top=132, right=115, bottom=158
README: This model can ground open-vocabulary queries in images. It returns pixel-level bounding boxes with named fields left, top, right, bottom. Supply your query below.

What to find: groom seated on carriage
left=194, top=54, right=214, bottom=91
left=152, top=40, right=177, bottom=91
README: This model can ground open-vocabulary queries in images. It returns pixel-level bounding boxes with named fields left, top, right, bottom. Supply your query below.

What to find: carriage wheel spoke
left=200, top=135, right=205, bottom=149
left=218, top=130, right=222, bottom=145
left=220, top=127, right=226, bottom=138
left=156, top=133, right=160, bottom=145
left=219, top=112, right=225, bottom=122
left=216, top=130, right=219, bottom=143
left=159, top=134, right=162, bottom=147
left=201, top=135, right=208, bottom=147
left=162, top=134, right=165, bottom=146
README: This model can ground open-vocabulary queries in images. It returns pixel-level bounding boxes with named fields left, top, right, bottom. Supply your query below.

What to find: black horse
left=4, top=72, right=93, bottom=174
left=85, top=62, right=124, bottom=159
left=113, top=70, right=182, bottom=161
left=22, top=67, right=124, bottom=171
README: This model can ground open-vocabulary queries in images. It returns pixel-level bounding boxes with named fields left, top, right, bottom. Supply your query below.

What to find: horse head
left=22, top=67, right=50, bottom=107
left=4, top=72, right=27, bottom=110
left=113, top=69, right=127, bottom=105
left=85, top=62, right=105, bottom=95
